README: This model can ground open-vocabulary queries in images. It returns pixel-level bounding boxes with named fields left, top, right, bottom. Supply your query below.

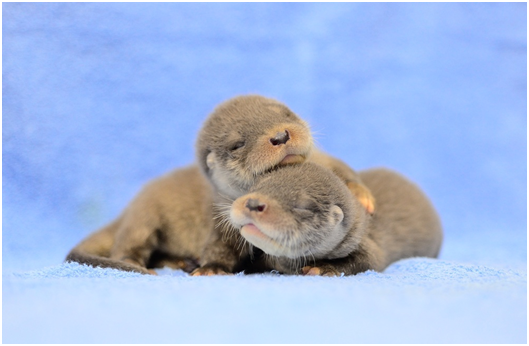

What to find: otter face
left=229, top=163, right=356, bottom=260
left=196, top=95, right=313, bottom=199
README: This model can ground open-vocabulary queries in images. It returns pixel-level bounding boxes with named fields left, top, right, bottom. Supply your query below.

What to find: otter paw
left=154, top=258, right=199, bottom=273
left=301, top=265, right=341, bottom=277
left=302, top=266, right=321, bottom=275
left=175, top=259, right=200, bottom=273
left=346, top=182, right=376, bottom=214
left=120, top=257, right=154, bottom=275
left=191, top=266, right=233, bottom=276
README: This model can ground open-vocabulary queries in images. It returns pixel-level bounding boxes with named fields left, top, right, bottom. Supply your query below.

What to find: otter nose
left=270, top=130, right=290, bottom=146
left=245, top=198, right=267, bottom=213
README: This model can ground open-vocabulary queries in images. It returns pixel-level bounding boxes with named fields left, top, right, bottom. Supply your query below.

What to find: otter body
left=66, top=166, right=213, bottom=274
left=230, top=163, right=443, bottom=276
left=66, top=95, right=374, bottom=275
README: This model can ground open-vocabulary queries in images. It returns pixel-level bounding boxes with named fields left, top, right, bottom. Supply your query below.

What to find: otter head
left=196, top=95, right=313, bottom=199
left=229, top=163, right=368, bottom=264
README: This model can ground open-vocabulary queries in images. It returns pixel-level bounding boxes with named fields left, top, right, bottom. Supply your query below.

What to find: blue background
left=3, top=2, right=526, bottom=343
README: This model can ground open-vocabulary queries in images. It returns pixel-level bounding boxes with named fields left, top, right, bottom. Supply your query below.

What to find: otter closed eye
left=230, top=141, right=245, bottom=151
left=292, top=203, right=319, bottom=217
left=293, top=199, right=319, bottom=212
left=291, top=208, right=314, bottom=219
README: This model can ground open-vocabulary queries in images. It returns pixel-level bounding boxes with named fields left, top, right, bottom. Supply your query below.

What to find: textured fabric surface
left=3, top=259, right=526, bottom=344
left=3, top=2, right=526, bottom=343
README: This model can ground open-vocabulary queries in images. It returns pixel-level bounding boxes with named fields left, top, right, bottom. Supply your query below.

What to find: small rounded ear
left=329, top=205, right=344, bottom=226
left=206, top=151, right=216, bottom=170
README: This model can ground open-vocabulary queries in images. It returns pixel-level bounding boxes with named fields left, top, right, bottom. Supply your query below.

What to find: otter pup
left=229, top=163, right=443, bottom=276
left=66, top=95, right=374, bottom=275
left=66, top=166, right=213, bottom=275
left=191, top=95, right=375, bottom=275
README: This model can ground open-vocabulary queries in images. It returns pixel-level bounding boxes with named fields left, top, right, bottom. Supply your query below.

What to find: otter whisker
left=215, top=190, right=236, bottom=204
left=214, top=208, right=241, bottom=244
left=308, top=249, right=316, bottom=267
left=301, top=253, right=308, bottom=270
left=236, top=234, right=248, bottom=253
left=248, top=243, right=254, bottom=260
left=309, top=126, right=325, bottom=139
left=212, top=211, right=230, bottom=221
left=294, top=256, right=301, bottom=273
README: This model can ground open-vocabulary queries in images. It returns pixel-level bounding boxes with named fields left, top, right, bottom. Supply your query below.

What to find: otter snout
left=270, top=130, right=290, bottom=146
left=245, top=198, right=267, bottom=213
left=230, top=193, right=274, bottom=228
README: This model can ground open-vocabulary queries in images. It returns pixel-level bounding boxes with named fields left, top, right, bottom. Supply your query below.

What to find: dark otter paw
left=346, top=181, right=376, bottom=214
left=301, top=265, right=341, bottom=277
left=191, top=264, right=233, bottom=276
left=174, top=259, right=200, bottom=273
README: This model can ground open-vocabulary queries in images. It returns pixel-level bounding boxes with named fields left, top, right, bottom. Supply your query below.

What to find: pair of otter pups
left=66, top=95, right=442, bottom=276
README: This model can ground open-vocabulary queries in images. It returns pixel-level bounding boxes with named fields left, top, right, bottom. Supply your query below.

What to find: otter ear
left=329, top=205, right=344, bottom=226
left=206, top=151, right=217, bottom=170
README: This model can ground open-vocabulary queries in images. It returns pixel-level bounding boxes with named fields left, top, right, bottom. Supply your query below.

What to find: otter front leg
left=109, top=218, right=160, bottom=275
left=301, top=241, right=382, bottom=277
left=301, top=254, right=372, bottom=277
left=110, top=240, right=159, bottom=275
left=191, top=221, right=249, bottom=276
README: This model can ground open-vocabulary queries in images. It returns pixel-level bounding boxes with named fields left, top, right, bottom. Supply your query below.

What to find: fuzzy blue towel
left=3, top=258, right=526, bottom=343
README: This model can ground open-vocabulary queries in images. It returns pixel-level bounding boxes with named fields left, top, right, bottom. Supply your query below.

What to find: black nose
left=270, top=130, right=290, bottom=146
left=245, top=198, right=267, bottom=212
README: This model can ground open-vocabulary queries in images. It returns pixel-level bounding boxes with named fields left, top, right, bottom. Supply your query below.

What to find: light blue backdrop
left=4, top=2, right=526, bottom=270
left=2, top=3, right=526, bottom=343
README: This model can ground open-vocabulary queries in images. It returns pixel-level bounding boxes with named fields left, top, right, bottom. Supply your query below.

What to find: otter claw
left=191, top=267, right=232, bottom=276
left=307, top=267, right=322, bottom=276
left=302, top=265, right=340, bottom=277
left=302, top=266, right=321, bottom=275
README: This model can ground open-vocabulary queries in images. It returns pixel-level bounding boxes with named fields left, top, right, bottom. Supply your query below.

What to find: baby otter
left=191, top=96, right=374, bottom=275
left=66, top=95, right=374, bottom=275
left=229, top=163, right=443, bottom=276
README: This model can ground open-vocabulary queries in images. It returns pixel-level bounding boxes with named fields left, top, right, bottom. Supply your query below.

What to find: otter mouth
left=240, top=223, right=303, bottom=258
left=241, top=223, right=269, bottom=240
left=240, top=223, right=281, bottom=250
left=261, top=154, right=307, bottom=175
left=278, top=154, right=306, bottom=165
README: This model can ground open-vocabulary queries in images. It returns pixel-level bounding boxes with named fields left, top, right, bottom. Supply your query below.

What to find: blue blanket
left=3, top=3, right=526, bottom=343
left=3, top=258, right=526, bottom=343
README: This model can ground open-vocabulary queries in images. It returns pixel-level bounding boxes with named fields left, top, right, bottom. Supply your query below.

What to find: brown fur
left=66, top=166, right=213, bottom=274
left=191, top=95, right=373, bottom=275
left=65, top=95, right=374, bottom=275
left=229, top=163, right=443, bottom=276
